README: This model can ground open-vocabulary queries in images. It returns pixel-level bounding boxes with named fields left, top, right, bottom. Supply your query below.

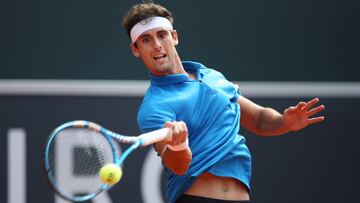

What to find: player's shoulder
left=138, top=91, right=172, bottom=115
left=182, top=60, right=223, bottom=76
left=182, top=60, right=211, bottom=71
left=199, top=65, right=228, bottom=82
left=137, top=93, right=175, bottom=132
left=142, top=84, right=172, bottom=104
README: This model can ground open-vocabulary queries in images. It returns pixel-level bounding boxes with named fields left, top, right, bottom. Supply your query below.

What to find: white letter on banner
left=7, top=128, right=26, bottom=203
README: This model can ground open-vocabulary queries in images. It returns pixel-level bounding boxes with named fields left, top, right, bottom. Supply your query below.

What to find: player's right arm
left=154, top=121, right=192, bottom=175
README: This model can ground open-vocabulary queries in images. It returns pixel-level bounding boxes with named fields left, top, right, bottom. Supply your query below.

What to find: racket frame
left=43, top=120, right=171, bottom=202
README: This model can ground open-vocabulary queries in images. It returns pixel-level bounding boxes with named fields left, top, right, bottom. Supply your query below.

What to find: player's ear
left=172, top=30, right=179, bottom=46
left=129, top=43, right=140, bottom=58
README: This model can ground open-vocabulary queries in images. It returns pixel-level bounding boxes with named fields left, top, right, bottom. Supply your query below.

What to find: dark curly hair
left=122, top=1, right=174, bottom=38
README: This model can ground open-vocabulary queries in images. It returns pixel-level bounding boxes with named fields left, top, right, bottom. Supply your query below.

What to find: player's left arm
left=238, top=96, right=325, bottom=136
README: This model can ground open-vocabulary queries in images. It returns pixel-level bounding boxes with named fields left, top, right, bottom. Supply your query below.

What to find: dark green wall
left=1, top=0, right=359, bottom=81
left=1, top=96, right=359, bottom=202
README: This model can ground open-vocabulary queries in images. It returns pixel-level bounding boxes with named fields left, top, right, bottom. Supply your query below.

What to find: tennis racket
left=43, top=120, right=172, bottom=202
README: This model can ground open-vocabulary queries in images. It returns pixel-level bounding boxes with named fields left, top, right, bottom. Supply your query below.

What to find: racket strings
left=48, top=128, right=116, bottom=198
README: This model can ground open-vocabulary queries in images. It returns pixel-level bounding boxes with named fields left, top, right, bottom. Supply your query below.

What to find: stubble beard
left=153, top=56, right=175, bottom=74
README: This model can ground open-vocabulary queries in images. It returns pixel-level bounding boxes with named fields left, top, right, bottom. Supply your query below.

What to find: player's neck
left=172, top=53, right=186, bottom=74
left=173, top=54, right=197, bottom=80
left=187, top=72, right=197, bottom=80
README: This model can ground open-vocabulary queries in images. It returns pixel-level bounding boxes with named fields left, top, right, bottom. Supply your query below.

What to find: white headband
left=130, top=16, right=173, bottom=43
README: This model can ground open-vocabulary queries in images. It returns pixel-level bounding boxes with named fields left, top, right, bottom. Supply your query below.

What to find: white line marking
left=0, top=80, right=359, bottom=97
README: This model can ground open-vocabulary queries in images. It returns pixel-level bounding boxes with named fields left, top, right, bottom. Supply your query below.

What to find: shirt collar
left=150, top=61, right=203, bottom=86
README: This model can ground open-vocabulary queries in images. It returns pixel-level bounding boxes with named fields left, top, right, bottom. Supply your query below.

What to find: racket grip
left=139, top=128, right=173, bottom=146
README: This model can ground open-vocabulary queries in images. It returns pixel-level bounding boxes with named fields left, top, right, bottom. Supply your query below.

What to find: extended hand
left=161, top=121, right=192, bottom=175
left=163, top=121, right=188, bottom=146
left=283, top=98, right=325, bottom=131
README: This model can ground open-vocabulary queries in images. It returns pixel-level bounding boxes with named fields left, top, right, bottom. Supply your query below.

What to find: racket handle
left=139, top=128, right=173, bottom=146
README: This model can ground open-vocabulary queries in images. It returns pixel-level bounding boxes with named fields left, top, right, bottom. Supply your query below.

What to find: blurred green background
left=1, top=0, right=359, bottom=81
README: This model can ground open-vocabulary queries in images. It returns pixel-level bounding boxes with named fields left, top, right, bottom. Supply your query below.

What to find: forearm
left=239, top=96, right=290, bottom=136
left=256, top=107, right=290, bottom=136
left=154, top=141, right=192, bottom=175
left=239, top=96, right=324, bottom=136
left=162, top=147, right=192, bottom=175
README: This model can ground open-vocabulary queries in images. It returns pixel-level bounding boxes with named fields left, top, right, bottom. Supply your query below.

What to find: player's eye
left=159, top=32, right=168, bottom=39
left=142, top=37, right=151, bottom=44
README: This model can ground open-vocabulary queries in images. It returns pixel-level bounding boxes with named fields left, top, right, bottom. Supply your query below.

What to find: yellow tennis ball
left=99, top=164, right=122, bottom=185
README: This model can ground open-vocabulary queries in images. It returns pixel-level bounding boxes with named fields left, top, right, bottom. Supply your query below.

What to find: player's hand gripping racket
left=43, top=120, right=172, bottom=202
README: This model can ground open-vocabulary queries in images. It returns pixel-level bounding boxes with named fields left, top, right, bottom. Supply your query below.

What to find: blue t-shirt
left=137, top=61, right=252, bottom=203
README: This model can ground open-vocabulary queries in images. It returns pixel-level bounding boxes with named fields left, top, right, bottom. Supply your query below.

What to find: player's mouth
left=153, top=53, right=167, bottom=63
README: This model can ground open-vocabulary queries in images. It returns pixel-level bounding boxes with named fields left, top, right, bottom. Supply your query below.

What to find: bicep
left=238, top=95, right=265, bottom=132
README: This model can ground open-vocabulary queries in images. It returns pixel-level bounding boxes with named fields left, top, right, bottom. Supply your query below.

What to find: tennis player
left=122, top=2, right=325, bottom=203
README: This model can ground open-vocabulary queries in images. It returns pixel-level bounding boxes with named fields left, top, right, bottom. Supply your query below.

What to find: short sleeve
left=137, top=101, right=176, bottom=133
left=230, top=82, right=241, bottom=101
left=202, top=68, right=241, bottom=103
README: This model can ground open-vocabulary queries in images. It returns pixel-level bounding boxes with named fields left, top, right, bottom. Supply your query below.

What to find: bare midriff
left=184, top=172, right=250, bottom=201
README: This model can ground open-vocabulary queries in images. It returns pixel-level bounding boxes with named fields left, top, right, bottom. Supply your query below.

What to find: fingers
left=294, top=98, right=325, bottom=116
left=285, top=101, right=306, bottom=115
left=308, top=116, right=325, bottom=125
left=179, top=121, right=188, bottom=143
left=303, top=98, right=320, bottom=110
left=307, top=105, right=325, bottom=117
left=164, top=121, right=188, bottom=145
left=297, top=102, right=307, bottom=110
left=164, top=121, right=175, bottom=128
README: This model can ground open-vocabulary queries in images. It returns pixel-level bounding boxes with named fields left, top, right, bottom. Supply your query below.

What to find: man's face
left=130, top=28, right=179, bottom=76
